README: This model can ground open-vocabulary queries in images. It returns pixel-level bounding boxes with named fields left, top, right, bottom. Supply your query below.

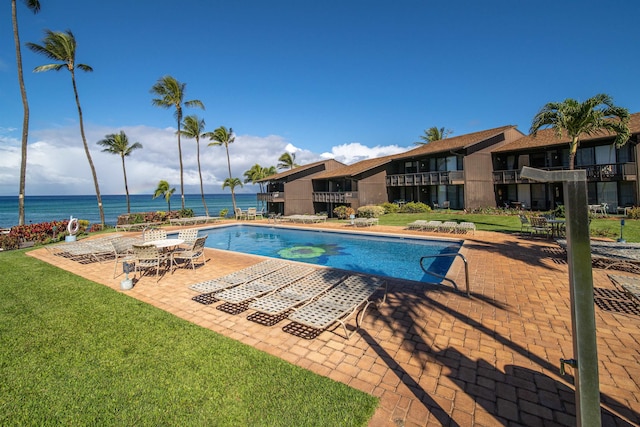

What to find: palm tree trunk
left=196, top=138, right=209, bottom=216
left=121, top=154, right=131, bottom=213
left=177, top=113, right=185, bottom=210
left=225, top=145, right=237, bottom=212
left=569, top=137, right=579, bottom=170
left=12, top=0, right=28, bottom=226
left=71, top=71, right=105, bottom=226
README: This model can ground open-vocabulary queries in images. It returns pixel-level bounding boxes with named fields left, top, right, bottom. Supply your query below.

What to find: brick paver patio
left=28, top=222, right=640, bottom=426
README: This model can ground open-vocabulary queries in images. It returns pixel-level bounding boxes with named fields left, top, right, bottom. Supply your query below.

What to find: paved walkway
left=28, top=222, right=640, bottom=426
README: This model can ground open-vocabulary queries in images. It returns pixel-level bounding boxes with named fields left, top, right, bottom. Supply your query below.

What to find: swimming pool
left=195, top=224, right=462, bottom=283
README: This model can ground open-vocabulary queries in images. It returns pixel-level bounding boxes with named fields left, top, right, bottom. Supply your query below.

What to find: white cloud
left=320, top=142, right=406, bottom=164
left=0, top=125, right=408, bottom=195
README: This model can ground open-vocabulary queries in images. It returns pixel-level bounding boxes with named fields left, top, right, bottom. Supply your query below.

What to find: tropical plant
left=150, top=75, right=204, bottom=210
left=208, top=126, right=237, bottom=212
left=357, top=205, right=385, bottom=218
left=333, top=205, right=355, bottom=219
left=27, top=29, right=106, bottom=226
left=12, top=0, right=41, bottom=226
left=96, top=131, right=142, bottom=213
left=221, top=177, right=243, bottom=209
left=277, top=152, right=298, bottom=170
left=530, top=94, right=631, bottom=169
left=179, top=115, right=209, bottom=216
left=415, top=126, right=453, bottom=145
left=153, top=180, right=175, bottom=212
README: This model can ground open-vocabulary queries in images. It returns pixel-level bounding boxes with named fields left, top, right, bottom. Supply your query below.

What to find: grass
left=372, top=211, right=640, bottom=242
left=0, top=250, right=378, bottom=426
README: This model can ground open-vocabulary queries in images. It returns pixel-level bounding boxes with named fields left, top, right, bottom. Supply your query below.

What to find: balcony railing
left=257, top=192, right=284, bottom=202
left=386, top=171, right=464, bottom=186
left=312, top=192, right=358, bottom=203
left=493, top=162, right=637, bottom=184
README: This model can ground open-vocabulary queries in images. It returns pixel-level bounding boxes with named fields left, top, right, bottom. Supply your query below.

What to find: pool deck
left=28, top=221, right=640, bottom=426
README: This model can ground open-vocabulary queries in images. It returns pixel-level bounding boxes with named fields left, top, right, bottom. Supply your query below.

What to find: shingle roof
left=395, top=125, right=518, bottom=159
left=312, top=125, right=518, bottom=179
left=312, top=155, right=396, bottom=179
left=494, top=112, right=640, bottom=153
left=257, top=159, right=344, bottom=182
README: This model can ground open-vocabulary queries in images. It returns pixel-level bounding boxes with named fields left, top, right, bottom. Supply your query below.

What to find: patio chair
left=422, top=221, right=442, bottom=232
left=249, top=269, right=347, bottom=316
left=215, top=264, right=316, bottom=304
left=188, top=259, right=290, bottom=293
left=519, top=214, right=531, bottom=234
left=172, top=236, right=208, bottom=271
left=529, top=216, right=552, bottom=238
left=143, top=228, right=167, bottom=242
left=131, top=244, right=168, bottom=281
left=406, top=220, right=429, bottom=230
left=287, top=275, right=387, bottom=339
left=235, top=208, right=246, bottom=220
left=111, top=238, right=135, bottom=278
left=177, top=228, right=199, bottom=249
left=246, top=207, right=257, bottom=220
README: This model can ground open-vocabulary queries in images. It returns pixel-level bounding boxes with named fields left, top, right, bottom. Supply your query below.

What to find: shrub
left=357, top=205, right=385, bottom=218
left=0, top=234, right=20, bottom=250
left=380, top=202, right=399, bottom=214
left=333, top=205, right=355, bottom=219
left=399, top=202, right=431, bottom=213
left=627, top=207, right=640, bottom=219
left=179, top=208, right=194, bottom=218
left=219, top=208, right=229, bottom=218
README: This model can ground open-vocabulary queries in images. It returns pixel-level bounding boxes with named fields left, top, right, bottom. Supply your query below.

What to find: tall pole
left=521, top=167, right=600, bottom=427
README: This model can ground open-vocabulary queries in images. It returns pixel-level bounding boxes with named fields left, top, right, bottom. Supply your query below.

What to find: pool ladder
left=419, top=253, right=470, bottom=297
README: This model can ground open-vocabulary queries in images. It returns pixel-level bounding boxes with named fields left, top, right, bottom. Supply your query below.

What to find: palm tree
left=27, top=29, right=106, bottom=226
left=12, top=0, right=40, bottom=226
left=179, top=115, right=209, bottom=216
left=150, top=75, right=204, bottom=210
left=243, top=164, right=267, bottom=192
left=222, top=177, right=243, bottom=210
left=96, top=131, right=142, bottom=213
left=530, top=94, right=631, bottom=170
left=415, top=127, right=453, bottom=145
left=277, top=152, right=298, bottom=170
left=153, top=180, right=175, bottom=212
left=208, top=126, right=237, bottom=212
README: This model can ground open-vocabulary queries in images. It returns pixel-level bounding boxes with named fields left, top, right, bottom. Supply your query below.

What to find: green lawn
left=0, top=250, right=378, bottom=426
left=371, top=212, right=640, bottom=242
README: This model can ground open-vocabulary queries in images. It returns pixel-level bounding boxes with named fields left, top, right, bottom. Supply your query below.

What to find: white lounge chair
left=287, top=275, right=387, bottom=339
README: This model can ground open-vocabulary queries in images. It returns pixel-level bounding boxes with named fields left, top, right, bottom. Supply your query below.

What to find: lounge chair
left=457, top=222, right=476, bottom=234
left=438, top=221, right=458, bottom=233
left=172, top=236, right=208, bottom=270
left=422, top=221, right=442, bottom=232
left=214, top=264, right=316, bottom=304
left=248, top=269, right=347, bottom=316
left=608, top=274, right=640, bottom=305
left=406, top=220, right=429, bottom=230
left=188, top=259, right=290, bottom=293
left=287, top=275, right=387, bottom=339
left=353, top=218, right=378, bottom=227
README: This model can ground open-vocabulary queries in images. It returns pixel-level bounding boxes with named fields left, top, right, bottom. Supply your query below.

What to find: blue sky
left=1, top=0, right=639, bottom=195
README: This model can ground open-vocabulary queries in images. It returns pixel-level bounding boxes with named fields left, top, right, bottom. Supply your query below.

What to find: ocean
left=0, top=193, right=261, bottom=228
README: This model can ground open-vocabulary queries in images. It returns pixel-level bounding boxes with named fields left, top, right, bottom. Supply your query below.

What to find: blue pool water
left=196, top=224, right=462, bottom=283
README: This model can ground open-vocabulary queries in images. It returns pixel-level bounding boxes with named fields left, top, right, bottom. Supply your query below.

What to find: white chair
left=172, top=236, right=208, bottom=270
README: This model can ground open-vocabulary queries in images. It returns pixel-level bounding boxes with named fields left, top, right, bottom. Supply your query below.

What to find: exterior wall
left=283, top=179, right=315, bottom=215
left=355, top=169, right=389, bottom=209
left=463, top=153, right=496, bottom=208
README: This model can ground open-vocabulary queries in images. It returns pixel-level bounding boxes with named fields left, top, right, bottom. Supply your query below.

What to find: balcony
left=386, top=171, right=464, bottom=187
left=257, top=192, right=285, bottom=202
left=492, top=162, right=637, bottom=184
left=312, top=192, right=358, bottom=203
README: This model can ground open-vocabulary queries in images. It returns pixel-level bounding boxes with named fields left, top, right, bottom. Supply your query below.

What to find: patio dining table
left=144, top=238, right=185, bottom=265
left=547, top=219, right=566, bottom=237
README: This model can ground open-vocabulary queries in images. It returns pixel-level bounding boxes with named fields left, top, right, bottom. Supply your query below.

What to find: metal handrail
left=420, top=253, right=470, bottom=296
